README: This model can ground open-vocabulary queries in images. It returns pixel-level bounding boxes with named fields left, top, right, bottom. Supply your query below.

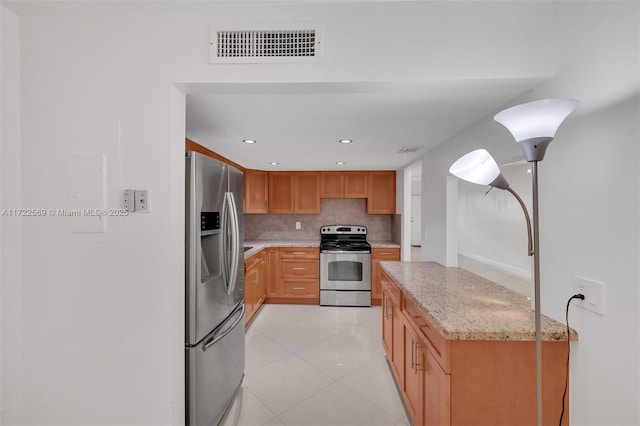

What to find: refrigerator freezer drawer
left=186, top=305, right=245, bottom=426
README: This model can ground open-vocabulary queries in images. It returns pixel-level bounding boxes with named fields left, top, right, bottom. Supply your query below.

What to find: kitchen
left=1, top=2, right=639, bottom=426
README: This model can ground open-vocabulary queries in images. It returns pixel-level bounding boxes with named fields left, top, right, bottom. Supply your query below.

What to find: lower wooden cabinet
left=382, top=276, right=404, bottom=388
left=380, top=269, right=570, bottom=426
left=403, top=323, right=423, bottom=423
left=422, top=345, right=451, bottom=426
left=265, top=247, right=320, bottom=304
left=372, top=247, right=401, bottom=305
left=244, top=250, right=266, bottom=325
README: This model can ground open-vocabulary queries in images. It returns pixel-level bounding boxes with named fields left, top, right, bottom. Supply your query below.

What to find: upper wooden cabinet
left=320, top=171, right=368, bottom=199
left=295, top=172, right=321, bottom=214
left=268, top=171, right=320, bottom=214
left=246, top=166, right=393, bottom=215
left=244, top=170, right=269, bottom=214
left=268, top=172, right=295, bottom=213
left=367, top=171, right=396, bottom=214
left=320, top=172, right=344, bottom=198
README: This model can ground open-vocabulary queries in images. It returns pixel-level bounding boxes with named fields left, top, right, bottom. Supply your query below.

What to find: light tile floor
left=220, top=304, right=409, bottom=426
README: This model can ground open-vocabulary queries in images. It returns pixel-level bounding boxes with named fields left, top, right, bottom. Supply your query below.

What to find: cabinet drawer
left=279, top=247, right=319, bottom=259
left=372, top=247, right=400, bottom=260
left=403, top=297, right=451, bottom=373
left=281, top=260, right=318, bottom=278
left=281, top=279, right=319, bottom=297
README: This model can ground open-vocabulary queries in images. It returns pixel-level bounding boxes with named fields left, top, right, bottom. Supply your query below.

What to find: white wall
left=457, top=160, right=532, bottom=279
left=0, top=1, right=566, bottom=424
left=0, top=5, right=23, bottom=425
left=419, top=2, right=640, bottom=424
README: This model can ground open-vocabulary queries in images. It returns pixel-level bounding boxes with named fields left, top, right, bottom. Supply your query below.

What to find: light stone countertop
left=243, top=240, right=400, bottom=258
left=244, top=240, right=319, bottom=259
left=369, top=241, right=401, bottom=249
left=380, top=261, right=577, bottom=342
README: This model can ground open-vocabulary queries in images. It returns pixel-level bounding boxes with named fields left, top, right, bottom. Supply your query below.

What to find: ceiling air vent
left=210, top=23, right=321, bottom=64
left=398, top=146, right=423, bottom=154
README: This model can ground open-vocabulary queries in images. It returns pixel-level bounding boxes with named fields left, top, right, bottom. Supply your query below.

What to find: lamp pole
left=532, top=160, right=542, bottom=426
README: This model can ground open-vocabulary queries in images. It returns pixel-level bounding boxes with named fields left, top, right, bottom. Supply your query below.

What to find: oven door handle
left=320, top=250, right=371, bottom=254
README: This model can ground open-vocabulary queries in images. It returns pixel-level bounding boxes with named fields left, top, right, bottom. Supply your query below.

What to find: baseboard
left=458, top=253, right=530, bottom=281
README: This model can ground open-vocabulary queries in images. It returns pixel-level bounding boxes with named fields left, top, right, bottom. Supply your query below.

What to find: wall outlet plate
left=575, top=276, right=605, bottom=315
left=134, top=190, right=149, bottom=212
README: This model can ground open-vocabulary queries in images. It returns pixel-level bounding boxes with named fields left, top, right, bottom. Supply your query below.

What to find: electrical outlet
left=295, top=221, right=301, bottom=230
left=122, top=189, right=135, bottom=212
left=134, top=190, right=149, bottom=212
left=575, top=276, right=605, bottom=315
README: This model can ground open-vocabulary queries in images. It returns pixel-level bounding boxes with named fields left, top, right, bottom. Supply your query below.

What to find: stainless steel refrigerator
left=185, top=151, right=245, bottom=426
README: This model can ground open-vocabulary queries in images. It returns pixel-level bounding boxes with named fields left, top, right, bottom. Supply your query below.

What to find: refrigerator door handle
left=226, top=192, right=240, bottom=295
left=202, top=304, right=245, bottom=351
left=221, top=192, right=231, bottom=292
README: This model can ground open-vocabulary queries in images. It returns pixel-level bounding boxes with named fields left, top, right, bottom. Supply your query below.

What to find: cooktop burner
left=320, top=225, right=371, bottom=253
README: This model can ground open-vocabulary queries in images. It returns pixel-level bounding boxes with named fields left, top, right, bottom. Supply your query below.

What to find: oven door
left=320, top=251, right=371, bottom=291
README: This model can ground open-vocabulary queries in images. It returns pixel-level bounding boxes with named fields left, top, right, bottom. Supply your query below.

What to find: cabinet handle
left=292, top=287, right=305, bottom=290
left=292, top=267, right=306, bottom=270
left=414, top=342, right=421, bottom=374
left=412, top=315, right=428, bottom=329
left=411, top=339, right=415, bottom=370
left=292, top=252, right=306, bottom=255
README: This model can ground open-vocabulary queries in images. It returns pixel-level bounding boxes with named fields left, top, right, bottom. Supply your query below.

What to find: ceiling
left=184, top=79, right=543, bottom=171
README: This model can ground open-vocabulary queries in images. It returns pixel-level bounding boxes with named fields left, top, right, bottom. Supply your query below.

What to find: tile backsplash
left=244, top=199, right=392, bottom=241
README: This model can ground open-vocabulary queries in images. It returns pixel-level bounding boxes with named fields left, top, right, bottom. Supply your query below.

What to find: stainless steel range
left=319, top=225, right=372, bottom=307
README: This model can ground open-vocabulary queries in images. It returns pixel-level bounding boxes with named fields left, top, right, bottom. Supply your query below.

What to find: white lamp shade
left=449, top=149, right=501, bottom=186
left=493, top=98, right=580, bottom=142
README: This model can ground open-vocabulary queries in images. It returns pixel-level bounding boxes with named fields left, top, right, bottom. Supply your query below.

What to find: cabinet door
left=367, top=171, right=396, bottom=214
left=403, top=323, right=423, bottom=425
left=344, top=171, right=368, bottom=198
left=295, top=172, right=321, bottom=213
left=256, top=254, right=267, bottom=307
left=244, top=170, right=269, bottom=214
left=372, top=248, right=401, bottom=304
left=320, top=171, right=344, bottom=198
left=269, top=172, right=295, bottom=213
left=244, top=261, right=258, bottom=324
left=266, top=248, right=281, bottom=298
left=391, top=302, right=404, bottom=386
left=382, top=293, right=393, bottom=358
left=423, top=346, right=450, bottom=426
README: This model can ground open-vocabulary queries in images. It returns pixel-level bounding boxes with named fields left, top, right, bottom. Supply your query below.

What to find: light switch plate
left=575, top=276, right=605, bottom=315
left=122, top=189, right=135, bottom=212
left=296, top=221, right=301, bottom=230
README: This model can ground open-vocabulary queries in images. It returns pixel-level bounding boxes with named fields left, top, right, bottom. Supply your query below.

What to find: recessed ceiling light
left=336, top=162, right=346, bottom=165
left=243, top=139, right=257, bottom=144
left=338, top=139, right=353, bottom=144
left=269, top=162, right=279, bottom=166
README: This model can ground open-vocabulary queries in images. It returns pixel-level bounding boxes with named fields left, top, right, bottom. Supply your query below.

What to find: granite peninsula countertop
left=244, top=240, right=399, bottom=259
left=380, top=261, right=577, bottom=342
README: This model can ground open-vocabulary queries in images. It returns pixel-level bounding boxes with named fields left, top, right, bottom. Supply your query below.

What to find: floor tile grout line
left=242, top=305, right=400, bottom=425
left=244, top=329, right=295, bottom=374
left=336, top=353, right=409, bottom=422
left=238, top=380, right=285, bottom=426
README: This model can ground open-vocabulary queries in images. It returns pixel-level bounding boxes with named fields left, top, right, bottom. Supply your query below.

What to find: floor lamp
left=449, top=98, right=580, bottom=426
